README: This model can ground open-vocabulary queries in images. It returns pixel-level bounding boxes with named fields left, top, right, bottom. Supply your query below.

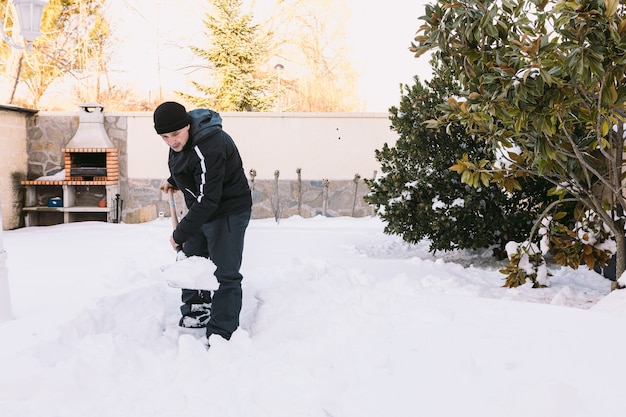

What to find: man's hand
left=170, top=234, right=181, bottom=251
left=160, top=181, right=177, bottom=193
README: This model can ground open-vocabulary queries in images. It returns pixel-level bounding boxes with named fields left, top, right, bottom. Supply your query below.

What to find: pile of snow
left=160, top=255, right=219, bottom=290
left=1, top=216, right=625, bottom=416
left=35, top=170, right=65, bottom=181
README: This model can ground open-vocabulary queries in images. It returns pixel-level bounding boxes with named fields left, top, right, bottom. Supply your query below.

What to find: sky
left=100, top=0, right=432, bottom=112
left=2, top=215, right=626, bottom=416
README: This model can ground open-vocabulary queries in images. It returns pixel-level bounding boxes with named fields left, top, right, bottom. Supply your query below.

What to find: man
left=153, top=101, right=252, bottom=345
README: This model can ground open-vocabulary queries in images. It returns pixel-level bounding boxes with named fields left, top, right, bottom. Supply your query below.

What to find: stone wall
left=124, top=176, right=374, bottom=224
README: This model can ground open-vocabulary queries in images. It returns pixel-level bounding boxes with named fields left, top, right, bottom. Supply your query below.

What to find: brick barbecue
left=21, top=104, right=121, bottom=225
left=23, top=103, right=118, bottom=186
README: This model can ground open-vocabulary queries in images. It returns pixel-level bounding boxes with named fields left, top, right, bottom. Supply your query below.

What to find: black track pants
left=182, top=210, right=250, bottom=339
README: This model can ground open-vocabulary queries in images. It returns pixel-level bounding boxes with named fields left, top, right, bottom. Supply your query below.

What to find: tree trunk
left=613, top=232, right=626, bottom=290
left=0, top=48, right=24, bottom=104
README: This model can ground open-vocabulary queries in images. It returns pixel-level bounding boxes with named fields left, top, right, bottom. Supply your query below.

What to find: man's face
left=160, top=125, right=190, bottom=152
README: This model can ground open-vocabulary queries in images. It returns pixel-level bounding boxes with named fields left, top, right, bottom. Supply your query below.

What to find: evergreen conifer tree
left=366, top=63, right=556, bottom=257
left=178, top=0, right=272, bottom=111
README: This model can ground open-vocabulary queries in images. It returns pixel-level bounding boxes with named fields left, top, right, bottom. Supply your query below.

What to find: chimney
left=64, top=103, right=115, bottom=149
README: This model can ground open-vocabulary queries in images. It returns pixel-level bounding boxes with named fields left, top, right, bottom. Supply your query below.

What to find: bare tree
left=257, top=0, right=360, bottom=112
left=0, top=0, right=113, bottom=108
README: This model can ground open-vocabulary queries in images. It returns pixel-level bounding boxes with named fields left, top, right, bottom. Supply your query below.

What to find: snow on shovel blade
left=161, top=256, right=219, bottom=291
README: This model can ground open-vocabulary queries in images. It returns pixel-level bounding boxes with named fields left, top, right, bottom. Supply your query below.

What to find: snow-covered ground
left=1, top=215, right=625, bottom=417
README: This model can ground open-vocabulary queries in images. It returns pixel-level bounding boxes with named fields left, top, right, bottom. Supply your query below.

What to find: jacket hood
left=188, top=109, right=223, bottom=144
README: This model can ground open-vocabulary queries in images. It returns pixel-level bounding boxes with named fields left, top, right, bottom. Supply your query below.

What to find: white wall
left=125, top=112, right=397, bottom=181
left=126, top=114, right=170, bottom=179
left=0, top=108, right=30, bottom=229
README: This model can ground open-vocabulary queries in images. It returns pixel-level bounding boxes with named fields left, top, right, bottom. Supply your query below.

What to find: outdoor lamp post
left=0, top=0, right=48, bottom=322
left=1, top=0, right=48, bottom=49
left=274, top=63, right=284, bottom=111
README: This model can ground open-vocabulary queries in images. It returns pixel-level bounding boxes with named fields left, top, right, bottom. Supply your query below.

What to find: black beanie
left=153, top=101, right=191, bottom=134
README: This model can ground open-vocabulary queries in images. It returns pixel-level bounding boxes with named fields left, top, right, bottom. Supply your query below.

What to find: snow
left=35, top=170, right=65, bottom=181
left=160, top=255, right=219, bottom=291
left=2, top=215, right=626, bottom=416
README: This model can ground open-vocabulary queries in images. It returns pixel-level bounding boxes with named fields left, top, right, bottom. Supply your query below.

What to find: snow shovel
left=168, top=188, right=186, bottom=260
left=161, top=188, right=219, bottom=291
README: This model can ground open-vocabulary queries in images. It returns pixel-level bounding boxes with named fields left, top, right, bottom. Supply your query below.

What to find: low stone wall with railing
left=249, top=173, right=373, bottom=219
left=123, top=174, right=374, bottom=224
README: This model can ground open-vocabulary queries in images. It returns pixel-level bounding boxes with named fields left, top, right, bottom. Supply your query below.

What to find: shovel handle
left=167, top=188, right=183, bottom=254
left=167, top=188, right=185, bottom=255
left=167, top=188, right=179, bottom=229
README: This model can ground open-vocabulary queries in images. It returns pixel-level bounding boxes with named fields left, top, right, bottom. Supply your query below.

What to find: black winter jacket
left=167, top=109, right=251, bottom=244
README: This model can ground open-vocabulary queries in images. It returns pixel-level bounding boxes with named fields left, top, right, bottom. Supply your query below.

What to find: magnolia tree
left=412, top=0, right=626, bottom=287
